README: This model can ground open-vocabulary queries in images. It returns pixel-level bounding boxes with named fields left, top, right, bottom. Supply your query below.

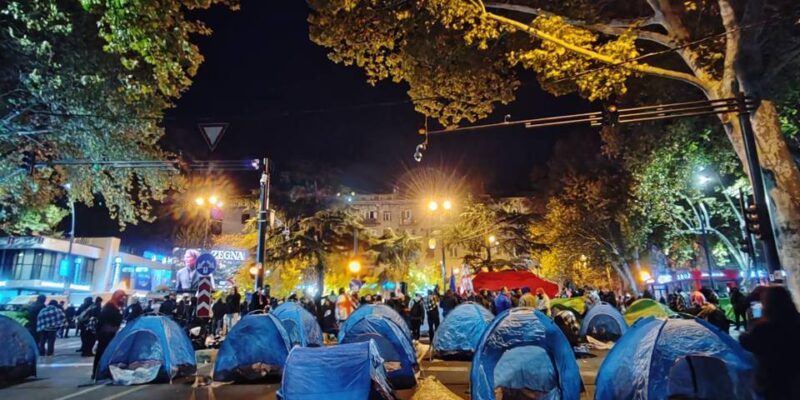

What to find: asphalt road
left=3, top=337, right=607, bottom=399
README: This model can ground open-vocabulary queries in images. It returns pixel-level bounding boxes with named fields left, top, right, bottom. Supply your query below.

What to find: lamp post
left=194, top=194, right=224, bottom=250
left=487, top=235, right=496, bottom=264
left=697, top=202, right=716, bottom=291
left=428, top=198, right=452, bottom=288
left=255, top=158, right=270, bottom=291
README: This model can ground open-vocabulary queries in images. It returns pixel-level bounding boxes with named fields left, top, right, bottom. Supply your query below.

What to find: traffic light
left=21, top=151, right=35, bottom=175
left=739, top=237, right=753, bottom=254
left=601, top=102, right=620, bottom=127
left=744, top=203, right=762, bottom=239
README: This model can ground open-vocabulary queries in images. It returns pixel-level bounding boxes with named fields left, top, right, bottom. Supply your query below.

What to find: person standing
left=92, top=290, right=126, bottom=380
left=740, top=286, right=800, bottom=399
left=439, top=290, right=457, bottom=318
left=320, top=295, right=338, bottom=340
left=62, top=302, right=76, bottom=338
left=335, top=288, right=356, bottom=326
left=535, top=288, right=551, bottom=316
left=225, top=287, right=241, bottom=331
left=518, top=287, right=537, bottom=307
left=409, top=294, right=424, bottom=342
left=494, top=287, right=512, bottom=314
left=74, top=297, right=93, bottom=349
left=423, top=290, right=440, bottom=343
left=36, top=300, right=65, bottom=356
left=729, top=285, right=748, bottom=331
left=78, top=299, right=100, bottom=357
left=124, top=297, right=143, bottom=322
left=211, top=297, right=227, bottom=335
left=25, top=295, right=47, bottom=344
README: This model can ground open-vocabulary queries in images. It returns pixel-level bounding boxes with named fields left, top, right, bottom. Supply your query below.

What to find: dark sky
left=79, top=0, right=598, bottom=253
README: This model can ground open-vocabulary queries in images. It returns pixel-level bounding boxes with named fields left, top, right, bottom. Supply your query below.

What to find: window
left=367, top=211, right=377, bottom=220
left=12, top=250, right=35, bottom=280
left=241, top=213, right=250, bottom=224
left=449, top=247, right=458, bottom=258
left=40, top=251, right=55, bottom=281
left=383, top=211, right=392, bottom=221
left=401, top=209, right=412, bottom=223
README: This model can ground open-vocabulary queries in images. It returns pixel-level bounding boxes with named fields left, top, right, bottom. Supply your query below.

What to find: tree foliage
left=0, top=0, right=235, bottom=234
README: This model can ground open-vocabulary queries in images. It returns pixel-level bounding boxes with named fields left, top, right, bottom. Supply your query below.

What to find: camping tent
left=278, top=340, right=394, bottom=400
left=337, top=304, right=412, bottom=344
left=623, top=298, right=675, bottom=325
left=0, top=315, right=37, bottom=384
left=95, top=316, right=195, bottom=384
left=433, top=302, right=494, bottom=358
left=595, top=317, right=757, bottom=400
left=550, top=297, right=587, bottom=316
left=579, top=302, right=627, bottom=341
left=339, top=307, right=417, bottom=389
left=214, top=314, right=292, bottom=381
left=470, top=271, right=559, bottom=298
left=272, top=302, right=323, bottom=347
left=471, top=308, right=582, bottom=400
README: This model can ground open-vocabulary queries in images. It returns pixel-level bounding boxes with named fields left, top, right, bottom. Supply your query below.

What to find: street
left=3, top=337, right=607, bottom=399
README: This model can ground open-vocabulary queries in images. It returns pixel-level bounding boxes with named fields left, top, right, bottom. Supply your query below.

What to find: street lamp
left=443, top=199, right=452, bottom=210
left=348, top=260, right=361, bottom=273
left=486, top=235, right=496, bottom=264
left=193, top=194, right=224, bottom=249
left=428, top=200, right=438, bottom=211
left=63, top=183, right=76, bottom=297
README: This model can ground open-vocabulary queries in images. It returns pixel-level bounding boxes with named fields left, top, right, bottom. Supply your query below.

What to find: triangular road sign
left=198, top=123, right=229, bottom=151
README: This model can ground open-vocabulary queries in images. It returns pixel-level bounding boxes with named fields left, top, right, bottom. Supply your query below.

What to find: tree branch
left=485, top=3, right=672, bottom=46
left=485, top=11, right=710, bottom=91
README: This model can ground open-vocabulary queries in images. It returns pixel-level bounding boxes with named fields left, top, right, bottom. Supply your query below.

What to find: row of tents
left=0, top=297, right=759, bottom=399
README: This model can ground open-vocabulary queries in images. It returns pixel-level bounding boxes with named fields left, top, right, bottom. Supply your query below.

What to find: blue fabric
left=340, top=314, right=417, bottom=389
left=578, top=302, right=627, bottom=340
left=272, top=302, right=323, bottom=347
left=494, top=293, right=512, bottom=314
left=96, top=316, right=195, bottom=383
left=595, top=317, right=758, bottom=400
left=494, top=346, right=558, bottom=396
left=337, top=304, right=412, bottom=344
left=0, top=315, right=37, bottom=381
left=213, top=314, right=292, bottom=381
left=471, top=307, right=582, bottom=400
left=278, top=340, right=393, bottom=400
left=433, top=303, right=494, bottom=356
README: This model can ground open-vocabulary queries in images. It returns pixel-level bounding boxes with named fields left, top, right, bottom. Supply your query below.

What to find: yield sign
left=198, top=123, right=229, bottom=151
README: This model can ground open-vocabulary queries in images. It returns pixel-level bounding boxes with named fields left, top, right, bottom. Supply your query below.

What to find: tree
left=309, top=0, right=800, bottom=300
left=0, top=0, right=235, bottom=233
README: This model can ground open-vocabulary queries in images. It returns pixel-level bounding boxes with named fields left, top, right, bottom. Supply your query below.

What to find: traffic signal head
left=744, top=204, right=762, bottom=239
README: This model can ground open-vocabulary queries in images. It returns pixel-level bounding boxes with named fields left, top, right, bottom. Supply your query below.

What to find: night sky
left=78, top=0, right=598, bottom=252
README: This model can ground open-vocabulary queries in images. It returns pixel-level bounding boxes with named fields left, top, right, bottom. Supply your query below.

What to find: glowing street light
left=428, top=200, right=439, bottom=211
left=348, top=260, right=361, bottom=273
left=639, top=270, right=653, bottom=283
left=195, top=197, right=205, bottom=206
left=488, top=235, right=496, bottom=244
left=443, top=199, right=452, bottom=210
left=209, top=195, right=219, bottom=205
left=249, top=266, right=259, bottom=276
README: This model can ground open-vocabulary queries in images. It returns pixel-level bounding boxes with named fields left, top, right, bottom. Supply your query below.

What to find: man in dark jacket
left=92, top=290, right=126, bottom=380
left=409, top=294, right=424, bottom=341
left=729, top=285, right=748, bottom=330
left=439, top=290, right=457, bottom=318
left=225, top=287, right=242, bottom=331
left=26, top=295, right=47, bottom=341
left=211, top=297, right=227, bottom=335
left=124, top=297, right=143, bottom=322
left=78, top=298, right=101, bottom=357
left=62, top=303, right=76, bottom=338
left=74, top=296, right=93, bottom=347
left=159, top=294, right=176, bottom=318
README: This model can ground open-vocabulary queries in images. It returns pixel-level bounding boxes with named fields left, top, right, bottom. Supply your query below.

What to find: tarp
left=432, top=303, right=494, bottom=357
left=338, top=304, right=412, bottom=344
left=579, top=302, right=627, bottom=341
left=550, top=297, right=587, bottom=316
left=595, top=317, right=757, bottom=400
left=340, top=311, right=417, bottom=389
left=95, top=316, right=195, bottom=384
left=623, top=298, right=675, bottom=325
left=272, top=302, right=323, bottom=347
left=0, top=315, right=36, bottom=383
left=471, top=308, right=582, bottom=400
left=278, top=341, right=394, bottom=400
left=213, top=314, right=292, bottom=381
left=470, top=271, right=559, bottom=298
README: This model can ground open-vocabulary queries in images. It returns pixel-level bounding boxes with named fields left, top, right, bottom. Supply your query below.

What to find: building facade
left=0, top=236, right=173, bottom=304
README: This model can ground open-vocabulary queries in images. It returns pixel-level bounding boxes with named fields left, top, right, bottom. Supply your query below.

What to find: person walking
left=423, top=290, right=440, bottom=343
left=92, top=290, right=126, bottom=380
left=740, top=286, right=800, bottom=399
left=25, top=295, right=47, bottom=344
left=36, top=300, right=65, bottom=356
left=409, top=294, right=424, bottom=341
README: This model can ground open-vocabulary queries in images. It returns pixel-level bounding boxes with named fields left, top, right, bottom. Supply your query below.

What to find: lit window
left=383, top=211, right=392, bottom=221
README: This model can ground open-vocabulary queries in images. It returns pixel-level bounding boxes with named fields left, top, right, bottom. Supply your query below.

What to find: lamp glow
left=428, top=200, right=438, bottom=211
left=443, top=199, right=452, bottom=210
left=348, top=260, right=361, bottom=273
left=488, top=235, right=496, bottom=244
left=195, top=197, right=204, bottom=206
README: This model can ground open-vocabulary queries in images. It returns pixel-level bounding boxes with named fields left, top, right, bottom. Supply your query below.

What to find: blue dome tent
left=277, top=341, right=394, bottom=400
left=595, top=317, right=757, bottom=400
left=433, top=302, right=494, bottom=358
left=339, top=306, right=417, bottom=389
left=578, top=302, right=627, bottom=341
left=272, top=302, right=323, bottom=347
left=0, top=315, right=37, bottom=384
left=338, top=304, right=412, bottom=343
left=471, top=308, right=582, bottom=400
left=95, top=316, right=195, bottom=384
left=214, top=314, right=292, bottom=381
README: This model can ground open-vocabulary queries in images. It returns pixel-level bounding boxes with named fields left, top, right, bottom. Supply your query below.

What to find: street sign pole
left=195, top=253, right=217, bottom=321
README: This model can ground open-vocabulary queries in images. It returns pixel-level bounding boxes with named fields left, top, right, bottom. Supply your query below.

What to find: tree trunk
left=619, top=260, right=640, bottom=296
